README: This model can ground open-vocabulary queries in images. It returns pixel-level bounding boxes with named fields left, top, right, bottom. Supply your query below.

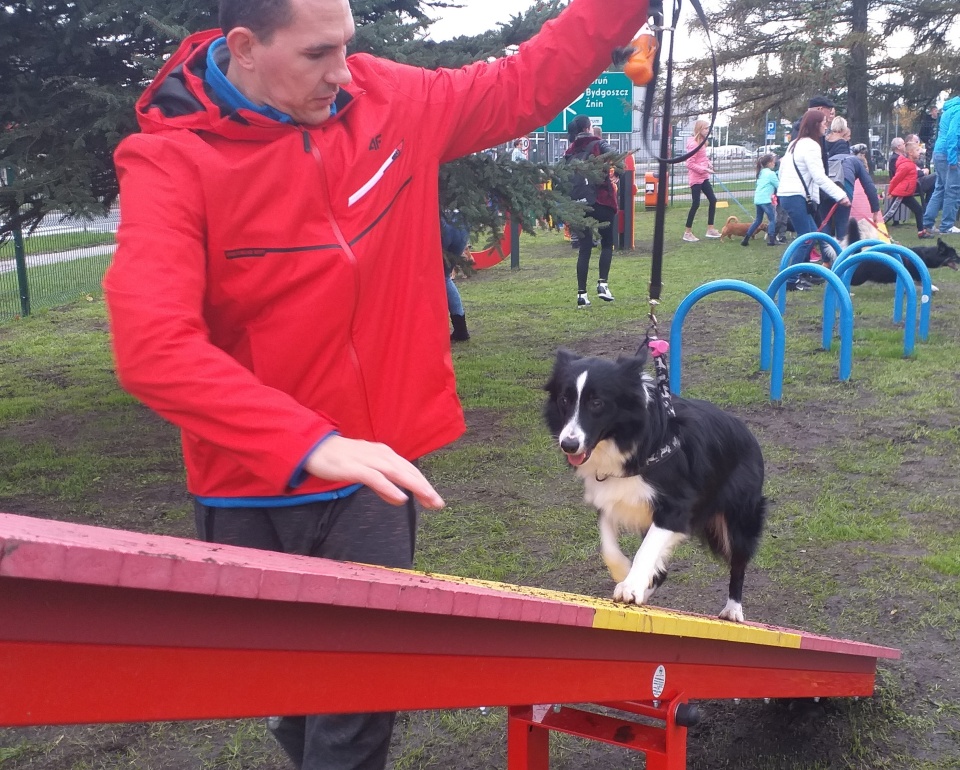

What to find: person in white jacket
left=778, top=108, right=850, bottom=290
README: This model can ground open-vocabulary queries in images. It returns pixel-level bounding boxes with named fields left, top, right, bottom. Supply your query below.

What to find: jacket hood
left=942, top=96, right=960, bottom=115
left=135, top=29, right=356, bottom=139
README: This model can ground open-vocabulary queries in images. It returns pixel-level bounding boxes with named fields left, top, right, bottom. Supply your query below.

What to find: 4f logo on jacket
left=368, top=134, right=381, bottom=151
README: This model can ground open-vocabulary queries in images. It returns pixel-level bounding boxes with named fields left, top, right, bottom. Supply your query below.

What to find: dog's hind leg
left=613, top=523, right=687, bottom=605
left=598, top=513, right=632, bottom=583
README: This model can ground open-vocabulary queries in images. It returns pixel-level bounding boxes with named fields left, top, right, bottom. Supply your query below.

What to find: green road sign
left=542, top=72, right=634, bottom=133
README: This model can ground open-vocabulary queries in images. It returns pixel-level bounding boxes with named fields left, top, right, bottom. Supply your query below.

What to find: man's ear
left=225, top=27, right=258, bottom=71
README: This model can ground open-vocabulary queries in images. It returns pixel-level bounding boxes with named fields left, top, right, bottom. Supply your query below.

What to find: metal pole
left=6, top=167, right=31, bottom=317
left=510, top=215, right=520, bottom=270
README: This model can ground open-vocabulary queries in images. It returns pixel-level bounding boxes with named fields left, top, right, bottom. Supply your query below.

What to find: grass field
left=1, top=206, right=959, bottom=769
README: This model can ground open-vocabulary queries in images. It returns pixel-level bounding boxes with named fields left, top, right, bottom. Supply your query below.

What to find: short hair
left=890, top=137, right=905, bottom=151
left=513, top=139, right=521, bottom=147
left=220, top=0, right=294, bottom=41
left=905, top=141, right=920, bottom=154
left=829, top=116, right=848, bottom=133
left=808, top=95, right=836, bottom=110
left=795, top=108, right=827, bottom=143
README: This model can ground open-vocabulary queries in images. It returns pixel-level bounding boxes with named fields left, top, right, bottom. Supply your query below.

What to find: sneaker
left=705, top=229, right=722, bottom=239
left=596, top=281, right=615, bottom=302
left=682, top=232, right=699, bottom=242
left=740, top=236, right=751, bottom=247
left=918, top=230, right=935, bottom=239
left=802, top=273, right=825, bottom=286
left=786, top=280, right=812, bottom=292
left=577, top=292, right=591, bottom=307
left=939, top=226, right=960, bottom=235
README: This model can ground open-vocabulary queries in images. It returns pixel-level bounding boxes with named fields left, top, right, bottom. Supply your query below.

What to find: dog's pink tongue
left=567, top=453, right=587, bottom=467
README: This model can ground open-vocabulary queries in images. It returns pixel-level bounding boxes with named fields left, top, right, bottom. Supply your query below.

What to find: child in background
left=683, top=119, right=722, bottom=242
left=743, top=153, right=779, bottom=247
left=887, top=141, right=933, bottom=239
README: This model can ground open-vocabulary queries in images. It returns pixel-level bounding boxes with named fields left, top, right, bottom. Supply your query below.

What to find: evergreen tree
left=0, top=0, right=217, bottom=237
left=1, top=0, right=603, bottom=243
left=676, top=0, right=960, bottom=147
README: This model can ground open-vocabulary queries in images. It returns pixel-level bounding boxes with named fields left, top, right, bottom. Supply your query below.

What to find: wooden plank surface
left=0, top=512, right=900, bottom=659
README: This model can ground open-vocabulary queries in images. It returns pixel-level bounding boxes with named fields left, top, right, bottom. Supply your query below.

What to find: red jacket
left=104, top=0, right=649, bottom=500
left=888, top=154, right=919, bottom=197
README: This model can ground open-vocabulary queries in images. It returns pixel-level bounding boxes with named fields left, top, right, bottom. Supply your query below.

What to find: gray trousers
left=194, top=486, right=419, bottom=770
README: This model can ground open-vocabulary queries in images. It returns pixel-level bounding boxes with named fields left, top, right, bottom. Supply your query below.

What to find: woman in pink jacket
left=683, top=119, right=722, bottom=241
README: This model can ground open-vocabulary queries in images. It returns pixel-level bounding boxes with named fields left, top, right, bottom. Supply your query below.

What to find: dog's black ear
left=545, top=348, right=579, bottom=391
left=616, top=347, right=649, bottom=379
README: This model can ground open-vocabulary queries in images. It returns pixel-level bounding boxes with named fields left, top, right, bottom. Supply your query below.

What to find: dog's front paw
left=718, top=599, right=744, bottom=623
left=613, top=577, right=650, bottom=605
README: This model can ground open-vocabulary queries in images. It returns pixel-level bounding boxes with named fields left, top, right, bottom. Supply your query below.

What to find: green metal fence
left=0, top=212, right=116, bottom=322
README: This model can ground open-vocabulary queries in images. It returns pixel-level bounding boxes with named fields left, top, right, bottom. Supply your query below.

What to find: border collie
left=846, top=220, right=959, bottom=290
left=544, top=347, right=766, bottom=622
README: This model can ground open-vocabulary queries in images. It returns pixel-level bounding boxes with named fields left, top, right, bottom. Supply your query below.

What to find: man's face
left=245, top=0, right=355, bottom=126
left=818, top=105, right=835, bottom=125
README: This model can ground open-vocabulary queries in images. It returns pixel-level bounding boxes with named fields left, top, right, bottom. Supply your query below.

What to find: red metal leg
left=508, top=697, right=692, bottom=770
left=508, top=706, right=550, bottom=770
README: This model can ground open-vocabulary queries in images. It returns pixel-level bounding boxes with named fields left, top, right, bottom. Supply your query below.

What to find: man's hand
left=839, top=197, right=851, bottom=207
left=304, top=436, right=445, bottom=509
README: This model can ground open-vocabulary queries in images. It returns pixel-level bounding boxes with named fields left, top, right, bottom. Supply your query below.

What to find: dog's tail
left=725, top=215, right=738, bottom=225
left=846, top=218, right=862, bottom=246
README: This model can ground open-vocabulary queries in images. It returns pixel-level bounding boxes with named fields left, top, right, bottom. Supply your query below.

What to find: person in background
left=563, top=114, right=618, bottom=306
left=922, top=95, right=960, bottom=236
left=918, top=106, right=939, bottom=167
left=682, top=119, right=721, bottom=242
left=827, top=139, right=883, bottom=240
left=510, top=138, right=524, bottom=162
left=824, top=116, right=850, bottom=157
left=742, top=153, right=778, bottom=247
left=102, top=0, right=652, bottom=765
left=776, top=108, right=850, bottom=290
left=440, top=211, right=471, bottom=340
left=887, top=141, right=931, bottom=239
left=888, top=137, right=905, bottom=178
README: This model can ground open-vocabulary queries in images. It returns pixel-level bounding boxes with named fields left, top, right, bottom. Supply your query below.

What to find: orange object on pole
left=623, top=34, right=658, bottom=86
left=644, top=171, right=659, bottom=210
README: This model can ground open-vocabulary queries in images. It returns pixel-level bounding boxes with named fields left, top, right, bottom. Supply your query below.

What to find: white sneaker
left=682, top=232, right=699, bottom=242
left=597, top=282, right=615, bottom=302
left=577, top=292, right=591, bottom=307
left=705, top=229, right=722, bottom=239
left=939, top=226, right=960, bottom=235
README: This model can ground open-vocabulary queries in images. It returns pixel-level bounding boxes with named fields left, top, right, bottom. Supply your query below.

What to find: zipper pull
left=302, top=130, right=311, bottom=152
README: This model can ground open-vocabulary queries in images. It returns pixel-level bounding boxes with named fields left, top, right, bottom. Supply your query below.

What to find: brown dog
left=720, top=215, right=765, bottom=241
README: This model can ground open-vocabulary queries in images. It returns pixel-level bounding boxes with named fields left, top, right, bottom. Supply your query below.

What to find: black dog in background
left=847, top=220, right=959, bottom=288
left=544, top=347, right=767, bottom=622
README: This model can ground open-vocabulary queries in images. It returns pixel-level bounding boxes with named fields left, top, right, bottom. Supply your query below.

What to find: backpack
left=563, top=138, right=612, bottom=207
left=827, top=156, right=846, bottom=185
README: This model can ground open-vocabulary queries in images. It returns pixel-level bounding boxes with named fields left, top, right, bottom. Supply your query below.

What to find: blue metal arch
left=832, top=253, right=918, bottom=357
left=669, top=280, right=786, bottom=402
left=763, top=264, right=855, bottom=381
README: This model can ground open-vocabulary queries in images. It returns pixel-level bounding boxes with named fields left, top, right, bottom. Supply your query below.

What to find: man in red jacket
left=104, top=0, right=650, bottom=766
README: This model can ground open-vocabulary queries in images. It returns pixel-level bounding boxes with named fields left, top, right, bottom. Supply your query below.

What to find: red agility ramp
left=0, top=513, right=899, bottom=769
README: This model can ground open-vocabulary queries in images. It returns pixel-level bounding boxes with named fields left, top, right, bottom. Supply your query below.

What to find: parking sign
left=765, top=120, right=776, bottom=142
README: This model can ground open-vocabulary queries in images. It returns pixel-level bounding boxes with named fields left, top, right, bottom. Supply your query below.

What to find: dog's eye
left=558, top=395, right=570, bottom=408
left=589, top=398, right=604, bottom=411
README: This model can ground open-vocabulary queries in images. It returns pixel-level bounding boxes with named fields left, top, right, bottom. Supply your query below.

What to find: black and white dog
left=846, top=220, right=960, bottom=290
left=544, top=347, right=767, bottom=622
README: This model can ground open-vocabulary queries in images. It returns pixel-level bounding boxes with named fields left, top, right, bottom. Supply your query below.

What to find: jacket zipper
left=302, top=128, right=378, bottom=440
left=348, top=141, right=403, bottom=206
